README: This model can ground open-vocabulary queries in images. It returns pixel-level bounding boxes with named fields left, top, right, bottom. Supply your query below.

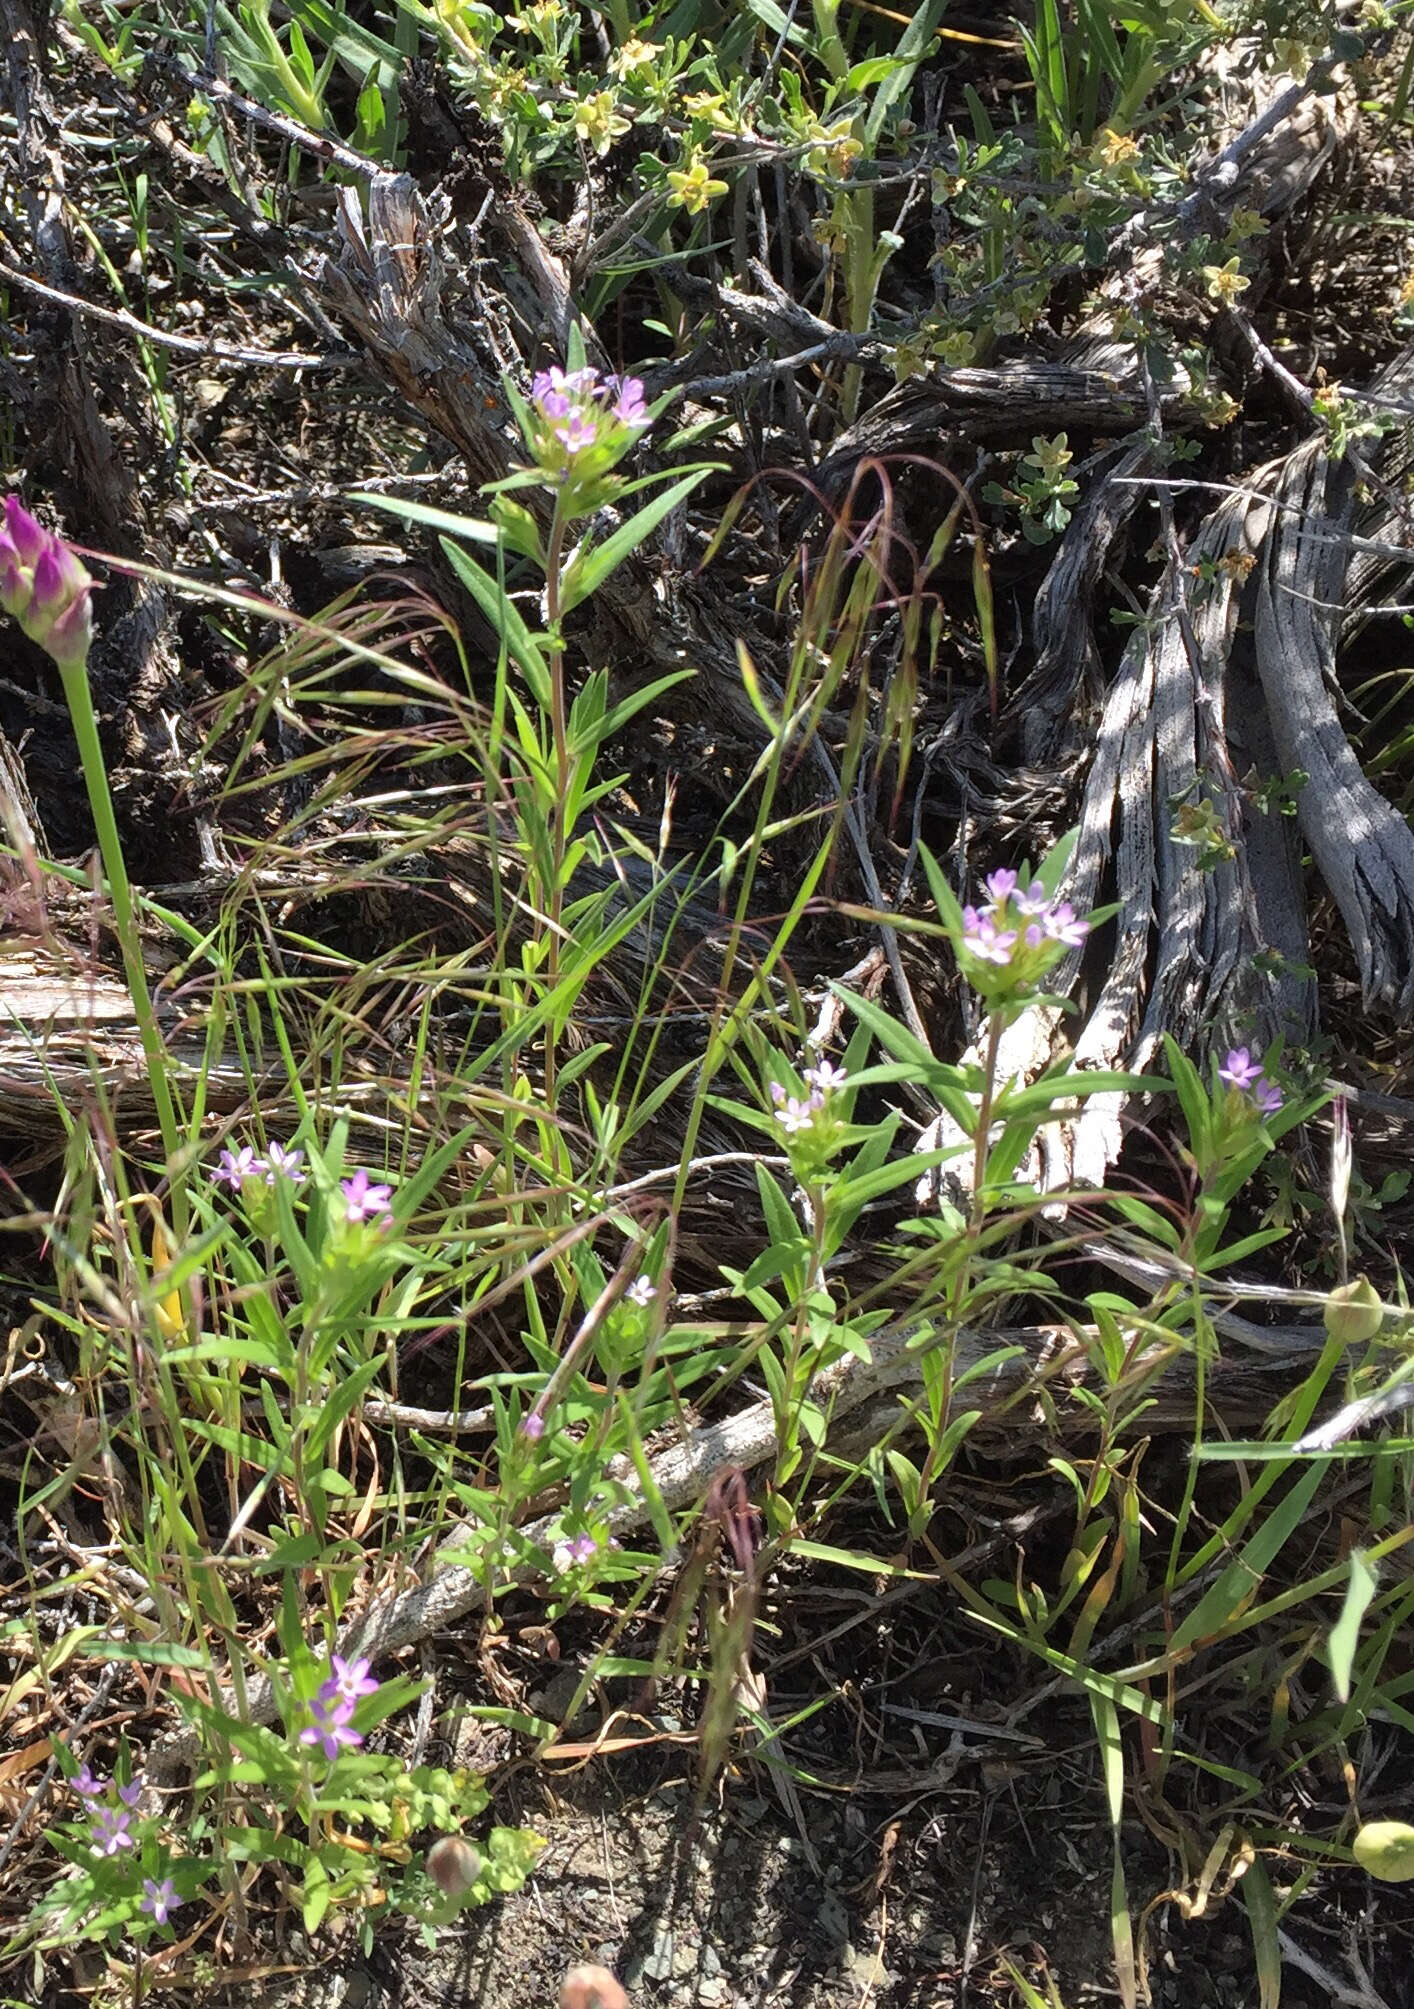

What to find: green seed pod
left=1324, top=1277, right=1384, bottom=1347
left=1352, top=1821, right=1414, bottom=1882
left=425, top=1834, right=482, bottom=1898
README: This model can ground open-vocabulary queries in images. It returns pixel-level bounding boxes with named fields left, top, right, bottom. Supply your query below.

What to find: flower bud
left=0, top=496, right=94, bottom=672
left=1324, top=1277, right=1384, bottom=1347
left=425, top=1834, right=482, bottom=1898
left=1353, top=1820, right=1414, bottom=1882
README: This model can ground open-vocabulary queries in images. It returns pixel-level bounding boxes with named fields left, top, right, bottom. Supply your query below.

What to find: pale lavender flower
left=804, top=1060, right=847, bottom=1094
left=776, top=1094, right=818, bottom=1135
left=340, top=1168, right=393, bottom=1226
left=213, top=1144, right=264, bottom=1190
left=323, top=1654, right=379, bottom=1707
left=141, top=1876, right=178, bottom=1925
left=553, top=1531, right=599, bottom=1571
left=299, top=1692, right=363, bottom=1761
left=114, top=1779, right=141, bottom=1809
left=72, top=1764, right=105, bottom=1801
left=553, top=411, right=601, bottom=453
left=1041, top=901, right=1089, bottom=948
left=90, top=1805, right=136, bottom=1857
left=984, top=868, right=1018, bottom=903
left=625, top=1275, right=656, bottom=1307
left=609, top=374, right=649, bottom=426
left=1012, top=882, right=1053, bottom=916
left=960, top=910, right=1017, bottom=964
left=1218, top=1047, right=1263, bottom=1091
left=264, top=1141, right=306, bottom=1185
left=1255, top=1076, right=1284, bottom=1117
left=521, top=1410, right=546, bottom=1441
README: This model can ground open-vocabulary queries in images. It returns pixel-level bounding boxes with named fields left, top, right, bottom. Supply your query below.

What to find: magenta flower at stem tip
left=90, top=1804, right=136, bottom=1856
left=340, top=1167, right=393, bottom=1226
left=141, top=1876, right=178, bottom=1925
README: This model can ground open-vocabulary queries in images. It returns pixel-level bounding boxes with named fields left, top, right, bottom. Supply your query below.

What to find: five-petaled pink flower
left=141, top=1876, right=178, bottom=1924
left=340, top=1168, right=393, bottom=1227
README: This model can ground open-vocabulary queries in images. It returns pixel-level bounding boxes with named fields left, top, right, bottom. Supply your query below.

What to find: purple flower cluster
left=1217, top=1045, right=1283, bottom=1117
left=298, top=1653, right=379, bottom=1761
left=770, top=1059, right=847, bottom=1139
left=212, top=1139, right=306, bottom=1190
left=524, top=363, right=651, bottom=492
left=0, top=495, right=94, bottom=672
left=532, top=364, right=649, bottom=439
left=956, top=869, right=1090, bottom=995
left=209, top=1146, right=395, bottom=1227
left=73, top=1766, right=141, bottom=1858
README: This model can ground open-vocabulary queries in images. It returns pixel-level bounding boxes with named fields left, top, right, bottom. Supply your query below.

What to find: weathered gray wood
left=1255, top=443, right=1414, bottom=1011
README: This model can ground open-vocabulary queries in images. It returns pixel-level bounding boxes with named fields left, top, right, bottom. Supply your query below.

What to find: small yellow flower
left=1092, top=127, right=1140, bottom=167
left=806, top=117, right=862, bottom=180
left=681, top=89, right=726, bottom=119
left=1272, top=37, right=1312, bottom=75
left=573, top=91, right=631, bottom=156
left=1225, top=206, right=1267, bottom=244
left=511, top=0, right=563, bottom=29
left=609, top=36, right=660, bottom=78
left=1201, top=258, right=1250, bottom=306
left=665, top=153, right=727, bottom=215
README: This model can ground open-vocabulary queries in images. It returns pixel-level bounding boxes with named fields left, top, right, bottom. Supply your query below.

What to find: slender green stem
left=57, top=659, right=187, bottom=1231
left=541, top=498, right=572, bottom=1106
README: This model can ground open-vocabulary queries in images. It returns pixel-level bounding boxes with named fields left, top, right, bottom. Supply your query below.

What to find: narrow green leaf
left=560, top=469, right=712, bottom=614
left=1329, top=1550, right=1379, bottom=1703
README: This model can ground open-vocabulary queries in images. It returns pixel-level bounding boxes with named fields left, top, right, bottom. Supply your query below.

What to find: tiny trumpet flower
left=339, top=1168, right=394, bottom=1228
left=297, top=1652, right=381, bottom=1760
left=299, top=1691, right=365, bottom=1762
left=263, top=1141, right=307, bottom=1185
left=213, top=1144, right=265, bottom=1191
left=552, top=1531, right=599, bottom=1572
left=90, top=1805, right=137, bottom=1857
left=140, top=1876, right=179, bottom=1925
left=1218, top=1044, right=1284, bottom=1117
left=325, top=1654, right=379, bottom=1706
left=0, top=496, right=94, bottom=672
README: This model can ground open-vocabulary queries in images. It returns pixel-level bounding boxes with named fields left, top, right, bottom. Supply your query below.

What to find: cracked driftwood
left=917, top=359, right=1414, bottom=1206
